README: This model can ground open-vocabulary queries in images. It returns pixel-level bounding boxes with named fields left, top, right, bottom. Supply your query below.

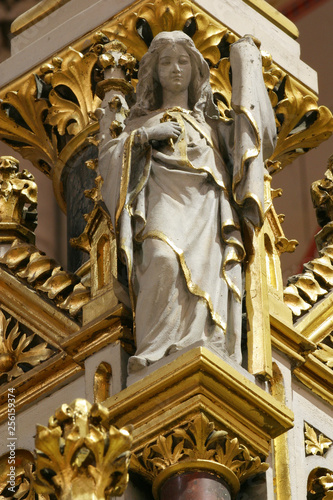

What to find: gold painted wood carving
left=314, top=335, right=333, bottom=369
left=0, top=449, right=50, bottom=499
left=0, top=156, right=37, bottom=226
left=308, top=469, right=333, bottom=500
left=304, top=422, right=332, bottom=457
left=284, top=157, right=333, bottom=320
left=34, top=399, right=133, bottom=500
left=131, top=412, right=268, bottom=498
left=1, top=239, right=91, bottom=318
left=0, top=307, right=54, bottom=383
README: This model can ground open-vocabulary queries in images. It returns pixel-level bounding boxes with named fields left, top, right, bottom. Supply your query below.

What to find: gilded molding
left=34, top=399, right=133, bottom=500
left=270, top=363, right=292, bottom=500
left=105, top=347, right=294, bottom=458
left=11, top=0, right=71, bottom=34
left=131, top=413, right=268, bottom=499
left=0, top=352, right=82, bottom=425
left=304, top=422, right=332, bottom=456
left=270, top=313, right=315, bottom=364
left=293, top=354, right=333, bottom=406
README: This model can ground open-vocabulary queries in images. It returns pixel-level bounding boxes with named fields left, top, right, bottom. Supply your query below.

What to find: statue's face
left=157, top=44, right=192, bottom=95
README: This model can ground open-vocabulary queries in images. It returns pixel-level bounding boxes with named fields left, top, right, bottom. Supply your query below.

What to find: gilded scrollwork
left=0, top=74, right=58, bottom=177
left=34, top=399, right=133, bottom=500
left=305, top=422, right=333, bottom=456
left=131, top=413, right=268, bottom=496
left=0, top=308, right=54, bottom=382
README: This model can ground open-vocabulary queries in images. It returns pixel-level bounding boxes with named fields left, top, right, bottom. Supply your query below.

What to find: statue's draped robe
left=99, top=38, right=276, bottom=370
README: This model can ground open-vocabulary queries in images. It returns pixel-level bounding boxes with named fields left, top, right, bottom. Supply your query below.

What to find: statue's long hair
left=128, top=31, right=219, bottom=123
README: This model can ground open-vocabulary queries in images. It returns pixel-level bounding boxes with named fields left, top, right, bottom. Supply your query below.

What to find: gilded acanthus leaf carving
left=103, top=0, right=195, bottom=61
left=0, top=74, right=58, bottom=176
left=34, top=399, right=133, bottom=500
left=0, top=308, right=54, bottom=382
left=304, top=422, right=332, bottom=456
left=132, top=413, right=268, bottom=486
left=269, top=75, right=333, bottom=169
left=46, top=49, right=99, bottom=136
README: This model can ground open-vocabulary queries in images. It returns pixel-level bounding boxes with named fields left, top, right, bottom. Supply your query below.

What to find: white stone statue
left=99, top=31, right=276, bottom=372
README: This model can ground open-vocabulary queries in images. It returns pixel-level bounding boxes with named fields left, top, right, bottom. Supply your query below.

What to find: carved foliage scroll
left=0, top=308, right=54, bottom=384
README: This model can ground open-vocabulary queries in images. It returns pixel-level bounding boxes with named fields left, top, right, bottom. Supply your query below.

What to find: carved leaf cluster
left=304, top=423, right=332, bottom=456
left=133, top=413, right=268, bottom=483
left=0, top=308, right=54, bottom=382
left=0, top=36, right=135, bottom=178
left=34, top=399, right=132, bottom=500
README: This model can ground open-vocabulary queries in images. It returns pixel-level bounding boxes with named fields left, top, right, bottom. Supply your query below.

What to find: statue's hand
left=145, top=122, right=182, bottom=142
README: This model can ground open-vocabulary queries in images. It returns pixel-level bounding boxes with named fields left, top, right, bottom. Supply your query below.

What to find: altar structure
left=0, top=0, right=332, bottom=499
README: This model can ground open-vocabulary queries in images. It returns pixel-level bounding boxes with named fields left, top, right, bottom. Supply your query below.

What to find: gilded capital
left=131, top=413, right=268, bottom=499
left=34, top=398, right=133, bottom=500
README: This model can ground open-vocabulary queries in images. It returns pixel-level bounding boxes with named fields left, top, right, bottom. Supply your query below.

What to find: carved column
left=159, top=472, right=231, bottom=500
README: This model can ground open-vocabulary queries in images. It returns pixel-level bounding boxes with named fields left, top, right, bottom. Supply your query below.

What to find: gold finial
left=34, top=399, right=133, bottom=499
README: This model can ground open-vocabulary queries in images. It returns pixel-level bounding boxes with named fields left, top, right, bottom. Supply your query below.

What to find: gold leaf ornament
left=305, top=422, right=333, bottom=456
left=0, top=308, right=53, bottom=381
left=46, top=48, right=99, bottom=136
left=270, top=76, right=333, bottom=168
left=35, top=399, right=133, bottom=499
left=133, top=413, right=268, bottom=490
left=0, top=75, right=58, bottom=174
